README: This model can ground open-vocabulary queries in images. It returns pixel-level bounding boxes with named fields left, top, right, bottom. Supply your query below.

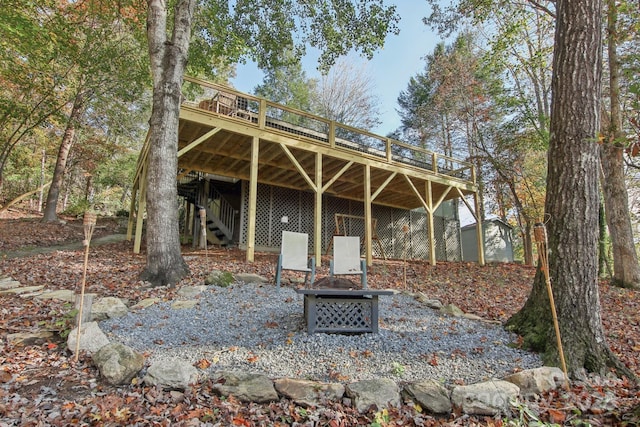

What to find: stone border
left=3, top=275, right=567, bottom=418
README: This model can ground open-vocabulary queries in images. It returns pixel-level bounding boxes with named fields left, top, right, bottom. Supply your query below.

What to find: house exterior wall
left=461, top=220, right=514, bottom=263
left=238, top=181, right=461, bottom=261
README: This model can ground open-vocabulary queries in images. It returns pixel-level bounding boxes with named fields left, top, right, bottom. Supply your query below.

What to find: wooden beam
left=315, top=151, right=322, bottom=267
left=246, top=136, right=259, bottom=262
left=364, top=164, right=373, bottom=266
left=322, top=161, right=354, bottom=192
left=455, top=187, right=478, bottom=221
left=177, top=128, right=221, bottom=157
left=126, top=182, right=136, bottom=241
left=279, top=143, right=317, bottom=191
left=474, top=192, right=485, bottom=266
left=133, top=162, right=147, bottom=254
left=426, top=181, right=436, bottom=265
left=432, top=186, right=453, bottom=213
left=402, top=174, right=429, bottom=211
left=178, top=108, right=477, bottom=191
left=371, top=172, right=397, bottom=202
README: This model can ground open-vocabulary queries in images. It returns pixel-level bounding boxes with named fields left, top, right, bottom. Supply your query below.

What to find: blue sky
left=231, top=1, right=445, bottom=137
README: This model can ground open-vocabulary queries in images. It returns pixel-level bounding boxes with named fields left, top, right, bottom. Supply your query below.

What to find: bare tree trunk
left=507, top=0, right=631, bottom=379
left=598, top=197, right=613, bottom=278
left=84, top=174, right=94, bottom=203
left=42, top=94, right=83, bottom=222
left=38, top=148, right=46, bottom=212
left=521, top=221, right=533, bottom=266
left=599, top=0, right=640, bottom=288
left=140, top=0, right=193, bottom=287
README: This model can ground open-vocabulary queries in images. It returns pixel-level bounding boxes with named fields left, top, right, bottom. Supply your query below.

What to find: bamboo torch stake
left=534, top=223, right=570, bottom=389
left=74, top=211, right=97, bottom=362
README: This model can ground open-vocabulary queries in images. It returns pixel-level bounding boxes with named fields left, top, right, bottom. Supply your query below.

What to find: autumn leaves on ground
left=0, top=211, right=639, bottom=426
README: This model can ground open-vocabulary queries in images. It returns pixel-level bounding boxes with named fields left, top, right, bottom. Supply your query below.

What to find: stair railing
left=208, top=184, right=236, bottom=242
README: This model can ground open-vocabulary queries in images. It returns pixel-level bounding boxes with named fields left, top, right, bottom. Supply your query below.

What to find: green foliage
left=506, top=398, right=560, bottom=426
left=42, top=303, right=78, bottom=339
left=390, top=361, right=405, bottom=377
left=371, top=408, right=390, bottom=427
left=253, top=50, right=319, bottom=113
left=0, top=0, right=150, bottom=216
left=62, top=200, right=93, bottom=217
left=186, top=0, right=399, bottom=76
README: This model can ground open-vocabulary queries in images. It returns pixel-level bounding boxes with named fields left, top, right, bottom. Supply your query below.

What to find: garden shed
left=461, top=219, right=515, bottom=263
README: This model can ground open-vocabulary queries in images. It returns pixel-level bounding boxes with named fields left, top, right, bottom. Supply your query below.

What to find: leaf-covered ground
left=0, top=209, right=639, bottom=426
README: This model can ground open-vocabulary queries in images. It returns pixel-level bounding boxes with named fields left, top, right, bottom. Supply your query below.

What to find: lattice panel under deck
left=315, top=299, right=373, bottom=332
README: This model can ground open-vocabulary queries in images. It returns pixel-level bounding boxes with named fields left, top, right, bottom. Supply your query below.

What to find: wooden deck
left=131, top=76, right=485, bottom=266
left=176, top=76, right=476, bottom=211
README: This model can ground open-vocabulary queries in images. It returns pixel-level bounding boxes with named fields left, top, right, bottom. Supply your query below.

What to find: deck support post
left=246, top=136, right=259, bottom=262
left=133, top=164, right=147, bottom=254
left=314, top=152, right=323, bottom=267
left=126, top=183, right=137, bottom=241
left=474, top=191, right=485, bottom=266
left=364, top=164, right=373, bottom=266
left=456, top=187, right=486, bottom=266
left=426, top=180, right=436, bottom=266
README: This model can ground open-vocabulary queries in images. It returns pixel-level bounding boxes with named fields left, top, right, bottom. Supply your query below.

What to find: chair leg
left=275, top=254, right=283, bottom=289
left=361, top=259, right=367, bottom=289
left=307, top=257, right=316, bottom=286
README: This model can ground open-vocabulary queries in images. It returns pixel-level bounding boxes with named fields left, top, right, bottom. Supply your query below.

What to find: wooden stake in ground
left=534, top=222, right=570, bottom=388
left=74, top=211, right=97, bottom=362
left=199, top=207, right=207, bottom=257
left=402, top=224, right=409, bottom=290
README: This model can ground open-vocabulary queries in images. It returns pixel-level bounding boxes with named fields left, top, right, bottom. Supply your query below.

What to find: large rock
left=403, top=379, right=452, bottom=414
left=234, top=273, right=268, bottom=284
left=345, top=378, right=401, bottom=412
left=34, top=289, right=76, bottom=302
left=144, top=359, right=199, bottom=390
left=204, top=270, right=235, bottom=287
left=440, top=304, right=465, bottom=317
left=413, top=292, right=443, bottom=309
left=504, top=367, right=567, bottom=397
left=67, top=321, right=110, bottom=354
left=93, top=343, right=144, bottom=385
left=7, top=331, right=54, bottom=346
left=130, top=297, right=160, bottom=310
left=274, top=378, right=345, bottom=407
left=0, top=285, right=44, bottom=295
left=212, top=371, right=278, bottom=403
left=451, top=380, right=519, bottom=416
left=91, top=297, right=128, bottom=321
left=0, top=278, right=21, bottom=290
left=177, top=285, right=207, bottom=298
left=171, top=300, right=198, bottom=309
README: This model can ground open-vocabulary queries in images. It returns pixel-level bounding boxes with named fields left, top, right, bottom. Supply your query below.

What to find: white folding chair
left=330, top=236, right=367, bottom=288
left=275, top=231, right=315, bottom=288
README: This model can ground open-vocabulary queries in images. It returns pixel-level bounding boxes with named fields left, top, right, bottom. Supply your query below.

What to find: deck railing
left=182, top=76, right=475, bottom=184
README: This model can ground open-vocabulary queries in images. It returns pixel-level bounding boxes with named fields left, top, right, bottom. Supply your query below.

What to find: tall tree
left=423, top=2, right=555, bottom=260
left=599, top=0, right=640, bottom=288
left=0, top=0, right=73, bottom=189
left=142, top=0, right=398, bottom=286
left=313, top=58, right=382, bottom=131
left=253, top=51, right=318, bottom=113
left=506, top=0, right=631, bottom=378
left=1, top=1, right=149, bottom=219
left=42, top=91, right=86, bottom=221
